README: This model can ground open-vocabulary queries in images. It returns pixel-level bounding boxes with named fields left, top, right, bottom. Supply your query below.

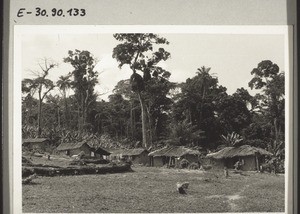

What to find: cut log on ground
left=176, top=182, right=189, bottom=194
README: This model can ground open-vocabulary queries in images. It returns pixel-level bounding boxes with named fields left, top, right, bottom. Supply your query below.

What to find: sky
left=21, top=30, right=285, bottom=101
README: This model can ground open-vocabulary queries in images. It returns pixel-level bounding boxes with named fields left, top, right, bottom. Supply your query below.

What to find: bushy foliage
left=221, top=132, right=243, bottom=147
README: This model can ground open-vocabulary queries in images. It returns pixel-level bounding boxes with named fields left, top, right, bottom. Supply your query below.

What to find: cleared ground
left=22, top=166, right=284, bottom=213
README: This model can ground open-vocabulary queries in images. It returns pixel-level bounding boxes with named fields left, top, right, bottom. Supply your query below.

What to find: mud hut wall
left=224, top=158, right=237, bottom=169
left=152, top=156, right=164, bottom=167
left=94, top=153, right=110, bottom=159
left=184, top=154, right=199, bottom=163
left=109, top=154, right=121, bottom=161
left=240, top=156, right=257, bottom=171
left=69, top=144, right=92, bottom=157
left=131, top=152, right=150, bottom=165
left=211, top=159, right=225, bottom=169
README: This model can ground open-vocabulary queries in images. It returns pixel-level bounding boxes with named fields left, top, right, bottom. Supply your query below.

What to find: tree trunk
left=138, top=92, right=151, bottom=149
left=146, top=106, right=153, bottom=147
left=130, top=103, right=135, bottom=138
left=37, top=99, right=42, bottom=137
left=63, top=91, right=69, bottom=127
left=57, top=107, right=61, bottom=128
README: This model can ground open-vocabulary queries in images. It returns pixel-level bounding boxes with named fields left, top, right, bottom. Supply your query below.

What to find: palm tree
left=196, top=66, right=215, bottom=126
left=57, top=74, right=72, bottom=127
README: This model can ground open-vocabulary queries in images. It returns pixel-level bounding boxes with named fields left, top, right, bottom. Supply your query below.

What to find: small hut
left=149, top=146, right=201, bottom=167
left=91, top=147, right=111, bottom=159
left=108, top=149, right=125, bottom=161
left=56, top=141, right=93, bottom=157
left=148, top=147, right=172, bottom=167
left=108, top=148, right=150, bottom=165
left=22, top=138, right=52, bottom=153
left=123, top=148, right=149, bottom=165
left=206, top=145, right=273, bottom=171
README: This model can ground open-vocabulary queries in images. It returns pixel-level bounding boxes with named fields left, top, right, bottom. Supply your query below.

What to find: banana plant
left=221, top=132, right=243, bottom=147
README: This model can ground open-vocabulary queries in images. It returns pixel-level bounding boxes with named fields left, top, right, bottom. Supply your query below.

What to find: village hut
left=91, top=147, right=111, bottom=159
left=107, top=148, right=125, bottom=161
left=56, top=141, right=93, bottom=157
left=148, top=146, right=201, bottom=167
left=123, top=148, right=150, bottom=165
left=148, top=147, right=172, bottom=167
left=206, top=145, right=273, bottom=171
left=22, top=138, right=53, bottom=153
left=108, top=148, right=149, bottom=165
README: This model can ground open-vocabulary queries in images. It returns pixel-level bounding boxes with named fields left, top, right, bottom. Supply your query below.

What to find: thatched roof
left=108, top=148, right=148, bottom=157
left=92, top=147, right=111, bottom=156
left=206, top=145, right=273, bottom=159
left=56, top=141, right=90, bottom=151
left=148, top=147, right=172, bottom=157
left=23, top=138, right=49, bottom=144
left=148, top=146, right=201, bottom=157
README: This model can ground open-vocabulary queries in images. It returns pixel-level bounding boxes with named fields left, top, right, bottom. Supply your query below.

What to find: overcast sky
left=21, top=31, right=285, bottom=100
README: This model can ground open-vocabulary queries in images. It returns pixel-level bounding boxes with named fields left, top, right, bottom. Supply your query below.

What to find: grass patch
left=23, top=167, right=284, bottom=213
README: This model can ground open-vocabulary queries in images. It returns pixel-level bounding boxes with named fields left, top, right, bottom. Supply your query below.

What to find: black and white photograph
left=14, top=25, right=290, bottom=213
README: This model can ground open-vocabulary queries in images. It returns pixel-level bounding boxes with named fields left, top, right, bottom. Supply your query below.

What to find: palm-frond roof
left=206, top=145, right=273, bottom=159
left=108, top=148, right=148, bottom=156
left=56, top=141, right=90, bottom=151
left=148, top=146, right=201, bottom=157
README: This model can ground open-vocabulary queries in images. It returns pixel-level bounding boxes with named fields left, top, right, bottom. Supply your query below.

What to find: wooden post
left=255, top=153, right=259, bottom=172
left=169, top=157, right=172, bottom=167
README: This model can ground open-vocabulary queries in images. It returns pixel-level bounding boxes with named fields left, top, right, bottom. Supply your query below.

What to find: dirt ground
left=22, top=166, right=285, bottom=213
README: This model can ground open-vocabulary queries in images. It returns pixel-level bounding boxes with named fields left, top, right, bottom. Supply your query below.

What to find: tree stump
left=176, top=182, right=189, bottom=194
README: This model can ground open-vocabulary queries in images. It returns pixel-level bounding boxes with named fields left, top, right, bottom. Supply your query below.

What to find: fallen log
left=22, top=163, right=132, bottom=177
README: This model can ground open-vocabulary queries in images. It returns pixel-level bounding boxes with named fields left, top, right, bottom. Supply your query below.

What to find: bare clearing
left=23, top=166, right=284, bottom=213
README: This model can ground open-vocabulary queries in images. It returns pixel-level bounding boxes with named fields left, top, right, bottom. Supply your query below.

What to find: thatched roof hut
left=149, top=146, right=202, bottom=167
left=22, top=138, right=52, bottom=153
left=108, top=148, right=150, bottom=165
left=206, top=145, right=273, bottom=171
left=56, top=141, right=92, bottom=157
left=57, top=141, right=89, bottom=151
left=206, top=145, right=272, bottom=159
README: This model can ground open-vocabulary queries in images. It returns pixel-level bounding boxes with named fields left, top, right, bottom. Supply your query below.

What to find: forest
left=21, top=34, right=285, bottom=165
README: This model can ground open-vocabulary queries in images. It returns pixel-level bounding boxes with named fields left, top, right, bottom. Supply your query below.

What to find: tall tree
left=248, top=60, right=285, bottom=144
left=22, top=59, right=57, bottom=136
left=64, top=50, right=99, bottom=131
left=112, top=34, right=171, bottom=149
left=173, top=67, right=227, bottom=147
left=57, top=74, right=72, bottom=127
